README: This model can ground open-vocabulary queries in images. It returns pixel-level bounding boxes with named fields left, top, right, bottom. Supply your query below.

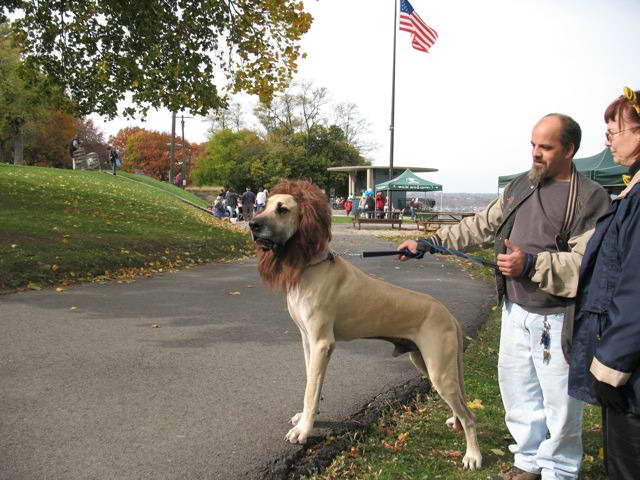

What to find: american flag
left=399, top=0, right=438, bottom=53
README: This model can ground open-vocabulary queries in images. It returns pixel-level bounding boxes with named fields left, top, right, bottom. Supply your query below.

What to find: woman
left=569, top=87, right=640, bottom=479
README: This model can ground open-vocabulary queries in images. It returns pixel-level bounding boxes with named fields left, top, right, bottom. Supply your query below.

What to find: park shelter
left=498, top=149, right=627, bottom=193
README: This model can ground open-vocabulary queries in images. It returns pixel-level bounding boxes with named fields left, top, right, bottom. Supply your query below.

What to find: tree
left=0, top=24, right=63, bottom=165
left=192, top=129, right=266, bottom=190
left=76, top=117, right=109, bottom=166
left=123, top=130, right=172, bottom=180
left=333, top=102, right=377, bottom=153
left=207, top=101, right=245, bottom=133
left=26, top=110, right=77, bottom=168
left=108, top=126, right=144, bottom=159
left=4, top=1, right=313, bottom=118
left=122, top=128, right=197, bottom=181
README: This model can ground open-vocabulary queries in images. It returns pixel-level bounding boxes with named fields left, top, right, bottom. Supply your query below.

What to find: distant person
left=357, top=193, right=367, bottom=215
left=568, top=86, right=640, bottom=479
left=108, top=147, right=119, bottom=175
left=225, top=188, right=238, bottom=218
left=69, top=137, right=80, bottom=169
left=241, top=187, right=256, bottom=221
left=375, top=192, right=386, bottom=218
left=398, top=113, right=610, bottom=480
left=344, top=197, right=353, bottom=216
left=365, top=193, right=375, bottom=219
left=174, top=171, right=183, bottom=188
left=256, top=188, right=267, bottom=214
left=409, top=198, right=420, bottom=220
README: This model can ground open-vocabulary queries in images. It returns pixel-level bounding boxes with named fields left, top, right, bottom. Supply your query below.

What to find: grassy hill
left=0, top=164, right=253, bottom=292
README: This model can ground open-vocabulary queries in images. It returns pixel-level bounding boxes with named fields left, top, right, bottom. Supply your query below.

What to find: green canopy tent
left=498, top=149, right=627, bottom=191
left=375, top=168, right=442, bottom=191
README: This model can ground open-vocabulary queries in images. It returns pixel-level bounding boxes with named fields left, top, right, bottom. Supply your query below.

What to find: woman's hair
left=604, top=89, right=640, bottom=161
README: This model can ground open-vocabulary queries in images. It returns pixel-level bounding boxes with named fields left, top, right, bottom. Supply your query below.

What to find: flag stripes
left=399, top=0, right=438, bottom=53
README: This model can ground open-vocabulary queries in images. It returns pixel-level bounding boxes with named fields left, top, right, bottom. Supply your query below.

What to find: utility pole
left=180, top=114, right=194, bottom=188
left=169, top=111, right=176, bottom=183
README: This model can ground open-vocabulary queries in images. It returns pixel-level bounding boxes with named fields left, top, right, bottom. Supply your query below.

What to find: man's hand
left=397, top=240, right=418, bottom=261
left=594, top=379, right=628, bottom=413
left=496, top=239, right=526, bottom=277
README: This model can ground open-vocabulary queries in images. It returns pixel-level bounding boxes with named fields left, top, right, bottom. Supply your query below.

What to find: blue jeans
left=499, top=302, right=584, bottom=479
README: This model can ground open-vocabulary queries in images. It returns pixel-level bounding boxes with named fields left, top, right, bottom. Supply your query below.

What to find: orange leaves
left=382, top=432, right=409, bottom=452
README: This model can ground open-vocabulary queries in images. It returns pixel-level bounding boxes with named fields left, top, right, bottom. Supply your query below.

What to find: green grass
left=303, top=252, right=606, bottom=480
left=0, top=164, right=253, bottom=292
left=116, top=171, right=209, bottom=208
left=332, top=215, right=355, bottom=224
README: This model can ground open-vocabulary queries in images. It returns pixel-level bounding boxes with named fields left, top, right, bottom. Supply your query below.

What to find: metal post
left=169, top=111, right=176, bottom=183
left=388, top=0, right=398, bottom=215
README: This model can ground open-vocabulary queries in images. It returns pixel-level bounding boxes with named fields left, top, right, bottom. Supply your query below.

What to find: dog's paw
left=462, top=450, right=482, bottom=471
left=290, top=412, right=302, bottom=425
left=284, top=424, right=310, bottom=444
left=445, top=416, right=463, bottom=433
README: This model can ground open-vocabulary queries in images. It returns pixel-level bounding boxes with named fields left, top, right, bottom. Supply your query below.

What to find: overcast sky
left=91, top=0, right=640, bottom=193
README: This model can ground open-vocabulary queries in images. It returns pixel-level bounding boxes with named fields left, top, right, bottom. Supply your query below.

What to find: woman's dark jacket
left=569, top=178, right=640, bottom=414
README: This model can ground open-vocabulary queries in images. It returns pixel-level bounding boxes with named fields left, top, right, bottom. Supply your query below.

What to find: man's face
left=529, top=116, right=573, bottom=182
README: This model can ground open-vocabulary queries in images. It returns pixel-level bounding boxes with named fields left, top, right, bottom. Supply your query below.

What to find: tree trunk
left=13, top=129, right=24, bottom=166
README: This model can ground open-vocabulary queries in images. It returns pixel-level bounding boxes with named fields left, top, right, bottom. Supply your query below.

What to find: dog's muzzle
left=249, top=220, right=278, bottom=251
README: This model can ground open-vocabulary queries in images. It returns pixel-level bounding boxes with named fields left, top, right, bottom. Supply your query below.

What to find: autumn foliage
left=120, top=128, right=199, bottom=182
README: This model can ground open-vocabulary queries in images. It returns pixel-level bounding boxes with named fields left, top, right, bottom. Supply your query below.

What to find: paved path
left=0, top=225, right=495, bottom=480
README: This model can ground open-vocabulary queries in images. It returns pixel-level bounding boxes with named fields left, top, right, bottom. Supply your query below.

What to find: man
left=108, top=146, right=119, bottom=175
left=255, top=187, right=267, bottom=214
left=398, top=114, right=610, bottom=480
left=241, top=187, right=256, bottom=221
left=225, top=188, right=238, bottom=218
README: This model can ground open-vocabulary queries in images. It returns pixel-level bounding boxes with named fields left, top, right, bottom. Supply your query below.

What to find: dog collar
left=308, top=251, right=335, bottom=267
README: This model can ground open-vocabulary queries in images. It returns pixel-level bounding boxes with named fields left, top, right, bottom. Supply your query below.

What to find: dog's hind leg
left=285, top=326, right=335, bottom=444
left=415, top=336, right=482, bottom=470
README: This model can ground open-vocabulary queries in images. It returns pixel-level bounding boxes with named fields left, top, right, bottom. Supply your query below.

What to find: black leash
left=361, top=244, right=499, bottom=270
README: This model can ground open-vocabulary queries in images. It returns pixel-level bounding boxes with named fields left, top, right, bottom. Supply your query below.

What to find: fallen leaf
left=70, top=306, right=77, bottom=310
left=55, top=287, right=65, bottom=293
left=583, top=455, right=594, bottom=462
left=27, top=282, right=42, bottom=290
left=467, top=399, right=485, bottom=410
left=229, top=291, right=241, bottom=295
left=152, top=324, right=160, bottom=328
left=598, top=448, right=604, bottom=460
left=490, top=448, right=505, bottom=456
left=51, top=264, right=59, bottom=272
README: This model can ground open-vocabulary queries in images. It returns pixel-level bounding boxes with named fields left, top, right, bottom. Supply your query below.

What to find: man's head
left=529, top=114, right=580, bottom=183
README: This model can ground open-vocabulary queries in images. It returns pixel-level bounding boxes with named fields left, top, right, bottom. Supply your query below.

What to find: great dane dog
left=249, top=179, right=482, bottom=470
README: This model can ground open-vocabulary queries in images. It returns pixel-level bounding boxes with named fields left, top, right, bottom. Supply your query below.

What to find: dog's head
left=250, top=179, right=332, bottom=292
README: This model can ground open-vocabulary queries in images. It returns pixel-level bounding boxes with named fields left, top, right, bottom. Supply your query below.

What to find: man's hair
left=544, top=113, right=581, bottom=157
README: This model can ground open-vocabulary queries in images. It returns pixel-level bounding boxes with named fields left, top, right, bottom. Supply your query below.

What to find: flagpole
left=388, top=0, right=398, bottom=216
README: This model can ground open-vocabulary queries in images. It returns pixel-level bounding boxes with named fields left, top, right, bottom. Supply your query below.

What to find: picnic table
left=352, top=210, right=403, bottom=230
left=415, top=211, right=475, bottom=232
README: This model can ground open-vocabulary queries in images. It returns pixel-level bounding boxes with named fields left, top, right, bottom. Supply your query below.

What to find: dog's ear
left=294, top=185, right=332, bottom=260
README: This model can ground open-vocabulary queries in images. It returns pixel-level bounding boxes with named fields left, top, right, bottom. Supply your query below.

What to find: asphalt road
left=0, top=225, right=495, bottom=480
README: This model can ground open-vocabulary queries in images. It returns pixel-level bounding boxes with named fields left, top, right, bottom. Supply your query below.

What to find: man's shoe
left=490, top=465, right=541, bottom=480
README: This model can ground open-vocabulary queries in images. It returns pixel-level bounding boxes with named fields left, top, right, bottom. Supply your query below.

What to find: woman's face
left=606, top=116, right=640, bottom=167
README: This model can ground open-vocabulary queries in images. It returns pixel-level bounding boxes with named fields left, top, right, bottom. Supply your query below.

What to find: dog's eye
left=276, top=204, right=289, bottom=215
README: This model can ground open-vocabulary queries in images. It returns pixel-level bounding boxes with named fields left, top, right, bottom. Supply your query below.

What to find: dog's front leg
left=290, top=329, right=311, bottom=426
left=285, top=331, right=334, bottom=444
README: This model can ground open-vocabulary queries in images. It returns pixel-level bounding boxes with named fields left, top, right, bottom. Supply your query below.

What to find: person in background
left=358, top=192, right=367, bottom=216
left=256, top=188, right=267, bottom=214
left=174, top=171, right=183, bottom=188
left=344, top=196, right=353, bottom=216
left=365, top=192, right=375, bottom=219
left=241, top=187, right=256, bottom=221
left=398, top=113, right=610, bottom=480
left=568, top=87, right=640, bottom=479
left=108, top=146, right=119, bottom=175
left=225, top=188, right=238, bottom=218
left=212, top=195, right=226, bottom=218
left=375, top=192, right=386, bottom=218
